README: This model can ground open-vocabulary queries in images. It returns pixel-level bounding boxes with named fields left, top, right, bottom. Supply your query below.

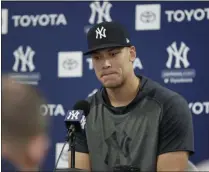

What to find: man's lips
left=101, top=72, right=116, bottom=77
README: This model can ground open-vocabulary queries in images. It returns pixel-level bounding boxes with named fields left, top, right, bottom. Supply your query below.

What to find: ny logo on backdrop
left=89, top=1, right=112, bottom=24
left=13, top=46, right=35, bottom=72
left=161, top=41, right=196, bottom=84
left=96, top=26, right=106, bottom=39
left=84, top=1, right=112, bottom=33
left=10, top=46, right=40, bottom=85
left=166, top=41, right=190, bottom=69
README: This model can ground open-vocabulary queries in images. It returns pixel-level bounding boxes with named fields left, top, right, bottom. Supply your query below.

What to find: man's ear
left=129, top=46, right=136, bottom=62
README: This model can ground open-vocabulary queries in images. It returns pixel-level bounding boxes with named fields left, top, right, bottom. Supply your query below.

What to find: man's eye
left=93, top=56, right=100, bottom=60
left=110, top=52, right=119, bottom=56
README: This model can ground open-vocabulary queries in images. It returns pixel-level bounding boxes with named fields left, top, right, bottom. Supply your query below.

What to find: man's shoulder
left=86, top=88, right=103, bottom=108
left=144, top=76, right=190, bottom=122
left=144, top=76, right=187, bottom=107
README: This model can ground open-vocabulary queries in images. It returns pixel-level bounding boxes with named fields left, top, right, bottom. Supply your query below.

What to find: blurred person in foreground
left=2, top=75, right=50, bottom=171
left=68, top=21, right=195, bottom=171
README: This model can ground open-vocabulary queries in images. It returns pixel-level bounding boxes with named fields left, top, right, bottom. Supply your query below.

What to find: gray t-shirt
left=72, top=75, right=194, bottom=171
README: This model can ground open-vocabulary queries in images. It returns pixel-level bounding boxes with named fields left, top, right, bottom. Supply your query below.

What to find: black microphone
left=65, top=100, right=90, bottom=134
left=54, top=100, right=90, bottom=172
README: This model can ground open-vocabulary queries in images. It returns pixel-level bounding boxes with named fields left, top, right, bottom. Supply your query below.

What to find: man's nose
left=103, top=59, right=111, bottom=69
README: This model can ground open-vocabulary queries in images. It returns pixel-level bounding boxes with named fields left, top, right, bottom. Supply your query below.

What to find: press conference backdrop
left=2, top=1, right=209, bottom=171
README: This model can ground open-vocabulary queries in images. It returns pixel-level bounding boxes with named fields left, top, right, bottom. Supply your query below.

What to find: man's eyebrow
left=91, top=51, right=101, bottom=55
left=91, top=47, right=122, bottom=56
left=108, top=47, right=122, bottom=52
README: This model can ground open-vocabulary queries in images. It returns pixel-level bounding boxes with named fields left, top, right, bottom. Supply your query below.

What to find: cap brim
left=83, top=43, right=131, bottom=55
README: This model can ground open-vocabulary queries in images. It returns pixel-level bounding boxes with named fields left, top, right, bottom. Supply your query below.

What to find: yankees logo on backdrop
left=96, top=26, right=106, bottom=39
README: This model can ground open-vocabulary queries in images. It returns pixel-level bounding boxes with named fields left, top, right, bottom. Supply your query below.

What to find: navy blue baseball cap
left=83, top=21, right=132, bottom=55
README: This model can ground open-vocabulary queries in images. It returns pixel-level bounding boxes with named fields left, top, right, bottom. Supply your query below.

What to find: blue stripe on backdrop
left=2, top=1, right=209, bottom=171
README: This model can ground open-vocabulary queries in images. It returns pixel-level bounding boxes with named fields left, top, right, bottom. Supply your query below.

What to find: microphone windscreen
left=73, top=100, right=90, bottom=116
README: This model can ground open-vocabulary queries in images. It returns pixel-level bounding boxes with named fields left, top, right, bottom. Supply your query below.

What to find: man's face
left=91, top=46, right=136, bottom=88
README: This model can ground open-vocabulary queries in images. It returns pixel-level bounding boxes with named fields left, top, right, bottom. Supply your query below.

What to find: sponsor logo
left=63, top=59, right=78, bottom=70
left=2, top=9, right=8, bottom=34
left=86, top=58, right=93, bottom=70
left=165, top=8, right=209, bottom=22
left=140, top=11, right=156, bottom=23
left=58, top=51, right=83, bottom=78
left=135, top=4, right=161, bottom=30
left=9, top=46, right=40, bottom=85
left=84, top=1, right=112, bottom=33
left=189, top=101, right=209, bottom=115
left=12, top=14, right=67, bottom=27
left=55, top=143, right=69, bottom=169
left=86, top=57, right=143, bottom=70
left=161, top=41, right=196, bottom=84
left=40, top=104, right=65, bottom=116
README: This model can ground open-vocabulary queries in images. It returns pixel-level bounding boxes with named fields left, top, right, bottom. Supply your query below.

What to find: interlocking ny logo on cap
left=95, top=26, right=106, bottom=39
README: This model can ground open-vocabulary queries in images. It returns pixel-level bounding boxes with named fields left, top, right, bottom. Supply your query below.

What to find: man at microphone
left=2, top=75, right=50, bottom=171
left=68, top=21, right=194, bottom=171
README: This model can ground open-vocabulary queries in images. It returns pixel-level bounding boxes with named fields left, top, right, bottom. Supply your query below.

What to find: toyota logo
left=140, top=11, right=156, bottom=23
left=63, top=59, right=78, bottom=70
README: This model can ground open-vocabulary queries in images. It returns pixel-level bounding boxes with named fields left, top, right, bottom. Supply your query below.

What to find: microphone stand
left=70, top=131, right=76, bottom=168
left=66, top=127, right=76, bottom=168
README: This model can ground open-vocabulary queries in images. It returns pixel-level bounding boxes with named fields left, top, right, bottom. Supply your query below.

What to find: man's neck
left=106, top=74, right=140, bottom=107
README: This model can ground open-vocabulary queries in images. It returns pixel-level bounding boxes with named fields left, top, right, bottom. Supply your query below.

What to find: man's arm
left=68, top=132, right=91, bottom=171
left=157, top=151, right=189, bottom=171
left=157, top=95, right=194, bottom=171
left=68, top=152, right=91, bottom=170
